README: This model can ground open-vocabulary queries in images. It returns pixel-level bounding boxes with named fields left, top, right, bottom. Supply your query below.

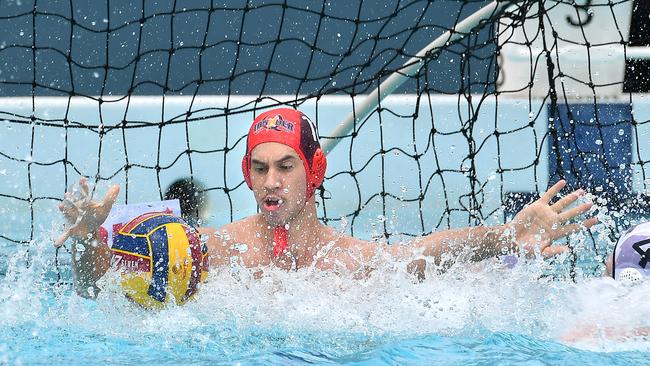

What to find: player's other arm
left=409, top=180, right=598, bottom=269
left=329, top=181, right=596, bottom=280
left=55, top=177, right=119, bottom=298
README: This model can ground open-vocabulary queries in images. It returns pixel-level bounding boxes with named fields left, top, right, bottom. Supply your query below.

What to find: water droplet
left=232, top=243, right=248, bottom=253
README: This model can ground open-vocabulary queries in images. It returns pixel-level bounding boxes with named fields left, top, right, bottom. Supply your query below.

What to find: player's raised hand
left=54, top=177, right=120, bottom=247
left=509, top=180, right=598, bottom=258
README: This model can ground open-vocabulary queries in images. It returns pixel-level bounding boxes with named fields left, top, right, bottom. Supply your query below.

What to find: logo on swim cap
left=253, top=114, right=295, bottom=134
left=632, top=238, right=650, bottom=268
left=241, top=108, right=327, bottom=199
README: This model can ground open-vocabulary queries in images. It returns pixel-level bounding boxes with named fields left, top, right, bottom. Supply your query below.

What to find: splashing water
left=1, top=224, right=650, bottom=364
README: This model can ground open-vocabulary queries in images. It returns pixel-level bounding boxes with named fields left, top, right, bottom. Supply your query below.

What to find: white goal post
left=323, top=0, right=650, bottom=154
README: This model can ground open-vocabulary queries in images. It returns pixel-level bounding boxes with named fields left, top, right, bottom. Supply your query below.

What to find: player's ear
left=605, top=254, right=614, bottom=277
left=307, top=148, right=327, bottom=198
left=242, top=154, right=252, bottom=189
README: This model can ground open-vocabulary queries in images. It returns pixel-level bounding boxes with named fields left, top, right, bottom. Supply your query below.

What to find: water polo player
left=560, top=223, right=650, bottom=343
left=606, top=222, right=650, bottom=283
left=56, top=107, right=598, bottom=297
left=164, top=177, right=209, bottom=227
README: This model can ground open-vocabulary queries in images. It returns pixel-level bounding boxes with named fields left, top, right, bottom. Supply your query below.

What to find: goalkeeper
left=56, top=108, right=597, bottom=296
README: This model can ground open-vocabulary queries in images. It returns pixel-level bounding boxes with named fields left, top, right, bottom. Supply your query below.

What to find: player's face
left=249, top=142, right=308, bottom=226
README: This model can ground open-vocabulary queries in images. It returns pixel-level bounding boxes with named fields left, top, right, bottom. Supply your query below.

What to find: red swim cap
left=241, top=108, right=327, bottom=199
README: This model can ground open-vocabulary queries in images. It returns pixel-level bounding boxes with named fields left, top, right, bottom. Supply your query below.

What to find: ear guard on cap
left=618, top=267, right=643, bottom=283
left=306, top=148, right=327, bottom=198
left=242, top=154, right=253, bottom=190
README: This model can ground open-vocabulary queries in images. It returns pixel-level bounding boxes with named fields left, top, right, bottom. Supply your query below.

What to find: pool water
left=2, top=229, right=650, bottom=365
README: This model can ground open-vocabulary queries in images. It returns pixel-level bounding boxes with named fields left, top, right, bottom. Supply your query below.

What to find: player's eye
left=252, top=165, right=267, bottom=173
left=280, top=163, right=293, bottom=171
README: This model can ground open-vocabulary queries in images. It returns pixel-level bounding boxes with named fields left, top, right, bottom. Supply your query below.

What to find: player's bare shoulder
left=314, top=226, right=378, bottom=276
left=200, top=215, right=260, bottom=266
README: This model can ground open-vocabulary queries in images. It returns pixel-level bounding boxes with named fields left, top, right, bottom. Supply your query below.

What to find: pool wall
left=1, top=95, right=649, bottom=242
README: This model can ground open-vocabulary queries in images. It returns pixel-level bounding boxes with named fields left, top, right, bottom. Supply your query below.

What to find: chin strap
left=273, top=226, right=288, bottom=257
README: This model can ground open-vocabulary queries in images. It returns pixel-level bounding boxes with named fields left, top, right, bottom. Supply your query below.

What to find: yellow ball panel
left=164, top=223, right=193, bottom=304
left=120, top=272, right=168, bottom=310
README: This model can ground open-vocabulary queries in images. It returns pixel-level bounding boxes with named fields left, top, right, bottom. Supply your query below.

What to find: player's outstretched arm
left=55, top=177, right=120, bottom=298
left=411, top=180, right=598, bottom=268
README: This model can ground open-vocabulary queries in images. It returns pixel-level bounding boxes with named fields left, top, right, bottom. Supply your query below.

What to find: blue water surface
left=2, top=236, right=650, bottom=366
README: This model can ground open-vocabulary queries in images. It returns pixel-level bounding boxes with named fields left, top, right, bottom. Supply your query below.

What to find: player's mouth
left=263, top=196, right=284, bottom=212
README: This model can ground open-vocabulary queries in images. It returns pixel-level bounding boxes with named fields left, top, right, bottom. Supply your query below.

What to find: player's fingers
left=63, top=191, right=83, bottom=211
left=54, top=229, right=71, bottom=248
left=551, top=223, right=583, bottom=240
left=78, top=176, right=92, bottom=200
left=59, top=202, right=79, bottom=222
left=101, top=184, right=120, bottom=210
left=557, top=202, right=593, bottom=223
left=540, top=180, right=566, bottom=204
left=550, top=189, right=584, bottom=213
left=582, top=217, right=598, bottom=229
left=542, top=245, right=568, bottom=259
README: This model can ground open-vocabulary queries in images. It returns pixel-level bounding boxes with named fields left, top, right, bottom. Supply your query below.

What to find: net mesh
left=1, top=0, right=648, bottom=279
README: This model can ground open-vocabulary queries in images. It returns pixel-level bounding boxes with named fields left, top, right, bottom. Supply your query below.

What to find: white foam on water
left=2, top=222, right=650, bottom=356
left=552, top=278, right=650, bottom=351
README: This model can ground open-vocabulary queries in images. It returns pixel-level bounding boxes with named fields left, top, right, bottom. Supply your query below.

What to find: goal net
left=0, top=0, right=647, bottom=278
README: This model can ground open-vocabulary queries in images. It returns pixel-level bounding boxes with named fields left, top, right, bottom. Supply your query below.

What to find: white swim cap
left=612, top=222, right=650, bottom=281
